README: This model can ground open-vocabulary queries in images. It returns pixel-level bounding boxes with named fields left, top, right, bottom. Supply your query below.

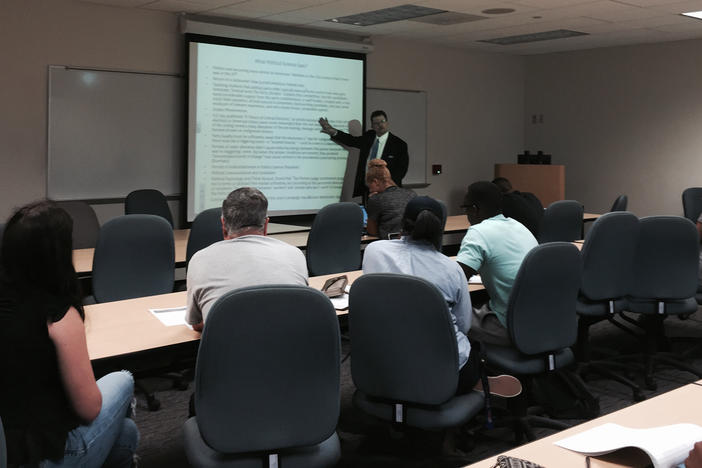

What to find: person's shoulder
left=365, top=239, right=399, bottom=255
left=388, top=132, right=407, bottom=144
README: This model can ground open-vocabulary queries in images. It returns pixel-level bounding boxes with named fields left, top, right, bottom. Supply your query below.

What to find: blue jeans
left=44, top=370, right=139, bottom=468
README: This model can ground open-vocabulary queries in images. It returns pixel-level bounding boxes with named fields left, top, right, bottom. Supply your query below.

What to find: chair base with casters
left=575, top=306, right=646, bottom=402
left=183, top=418, right=341, bottom=468
left=482, top=345, right=579, bottom=442
left=622, top=299, right=702, bottom=390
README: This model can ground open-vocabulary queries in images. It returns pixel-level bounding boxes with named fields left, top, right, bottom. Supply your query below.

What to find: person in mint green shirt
left=456, top=181, right=538, bottom=346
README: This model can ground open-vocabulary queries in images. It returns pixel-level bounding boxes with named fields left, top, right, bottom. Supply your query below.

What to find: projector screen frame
left=185, top=33, right=367, bottom=221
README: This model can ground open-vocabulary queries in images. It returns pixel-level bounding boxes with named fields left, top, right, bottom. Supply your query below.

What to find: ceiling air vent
left=328, top=4, right=446, bottom=26
left=480, top=29, right=588, bottom=45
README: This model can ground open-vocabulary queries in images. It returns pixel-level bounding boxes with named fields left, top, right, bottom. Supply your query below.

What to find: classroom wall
left=0, top=0, right=525, bottom=223
left=367, top=38, right=525, bottom=213
left=524, top=38, right=702, bottom=217
left=0, top=0, right=183, bottom=222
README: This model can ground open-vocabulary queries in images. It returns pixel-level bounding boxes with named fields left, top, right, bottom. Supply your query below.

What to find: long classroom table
left=86, top=269, right=485, bottom=362
left=465, top=381, right=702, bottom=468
left=74, top=213, right=602, bottom=275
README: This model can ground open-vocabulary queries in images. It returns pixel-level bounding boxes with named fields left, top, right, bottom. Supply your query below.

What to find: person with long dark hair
left=0, top=200, right=138, bottom=467
left=362, top=196, right=521, bottom=396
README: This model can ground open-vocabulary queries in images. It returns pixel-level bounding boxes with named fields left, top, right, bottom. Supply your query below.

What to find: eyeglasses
left=371, top=119, right=387, bottom=126
left=461, top=203, right=478, bottom=213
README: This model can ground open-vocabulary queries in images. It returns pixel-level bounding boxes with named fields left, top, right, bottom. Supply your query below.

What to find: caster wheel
left=147, top=397, right=161, bottom=411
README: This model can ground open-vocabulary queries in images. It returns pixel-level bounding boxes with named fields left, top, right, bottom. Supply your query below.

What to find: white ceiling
left=80, top=0, right=702, bottom=54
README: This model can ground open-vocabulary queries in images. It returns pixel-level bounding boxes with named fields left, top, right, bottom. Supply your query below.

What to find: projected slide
left=188, top=39, right=364, bottom=219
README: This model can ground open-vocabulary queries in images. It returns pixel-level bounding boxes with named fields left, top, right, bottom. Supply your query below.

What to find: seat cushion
left=352, top=390, right=484, bottom=430
left=625, top=297, right=698, bottom=316
left=483, top=345, right=574, bottom=375
left=576, top=296, right=627, bottom=317
left=183, top=418, right=341, bottom=468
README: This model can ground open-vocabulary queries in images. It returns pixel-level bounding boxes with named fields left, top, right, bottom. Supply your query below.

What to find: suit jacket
left=332, top=130, right=409, bottom=197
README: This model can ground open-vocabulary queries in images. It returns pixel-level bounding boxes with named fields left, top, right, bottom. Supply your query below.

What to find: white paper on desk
left=468, top=275, right=482, bottom=284
left=328, top=285, right=351, bottom=311
left=149, top=306, right=189, bottom=327
left=554, top=422, right=702, bottom=468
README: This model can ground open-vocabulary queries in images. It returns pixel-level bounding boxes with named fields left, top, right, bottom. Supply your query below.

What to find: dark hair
left=492, top=177, right=512, bottom=193
left=402, top=210, right=443, bottom=251
left=222, top=187, right=268, bottom=235
left=1, top=200, right=84, bottom=320
left=370, top=110, right=387, bottom=121
left=464, top=181, right=503, bottom=217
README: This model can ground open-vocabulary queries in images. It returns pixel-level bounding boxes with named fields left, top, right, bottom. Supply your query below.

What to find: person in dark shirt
left=0, top=200, right=138, bottom=467
left=492, top=177, right=544, bottom=238
left=365, top=159, right=417, bottom=240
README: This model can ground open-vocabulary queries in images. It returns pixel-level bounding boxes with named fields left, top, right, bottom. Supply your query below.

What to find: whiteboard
left=366, top=88, right=427, bottom=185
left=47, top=66, right=184, bottom=200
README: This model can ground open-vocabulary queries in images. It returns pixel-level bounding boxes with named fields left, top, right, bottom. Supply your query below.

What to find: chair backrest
left=507, top=243, right=582, bottom=355
left=306, top=202, right=363, bottom=276
left=350, top=273, right=459, bottom=406
left=580, top=212, right=639, bottom=301
left=609, top=194, right=628, bottom=212
left=195, top=285, right=340, bottom=454
left=92, top=215, right=174, bottom=303
left=125, top=189, right=174, bottom=227
left=629, top=216, right=699, bottom=301
left=539, top=200, right=584, bottom=243
left=682, top=187, right=702, bottom=223
left=185, top=207, right=223, bottom=265
left=56, top=201, right=100, bottom=249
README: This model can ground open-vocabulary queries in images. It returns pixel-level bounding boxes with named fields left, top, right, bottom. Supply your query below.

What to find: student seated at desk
left=363, top=196, right=481, bottom=393
left=457, top=181, right=538, bottom=346
left=186, top=187, right=308, bottom=331
left=0, top=201, right=138, bottom=467
left=365, top=159, right=416, bottom=240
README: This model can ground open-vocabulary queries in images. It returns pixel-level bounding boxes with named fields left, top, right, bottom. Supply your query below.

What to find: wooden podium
left=494, top=164, right=565, bottom=207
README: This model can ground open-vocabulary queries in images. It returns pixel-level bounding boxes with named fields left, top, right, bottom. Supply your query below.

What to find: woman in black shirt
left=0, top=200, right=138, bottom=467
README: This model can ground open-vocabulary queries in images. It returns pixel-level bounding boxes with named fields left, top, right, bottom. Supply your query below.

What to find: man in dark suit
left=319, top=110, right=409, bottom=198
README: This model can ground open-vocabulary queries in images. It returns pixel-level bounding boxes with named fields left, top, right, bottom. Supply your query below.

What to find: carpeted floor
left=129, top=307, right=702, bottom=467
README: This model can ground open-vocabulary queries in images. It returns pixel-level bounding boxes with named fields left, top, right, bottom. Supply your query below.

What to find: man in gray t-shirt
left=185, top=187, right=308, bottom=331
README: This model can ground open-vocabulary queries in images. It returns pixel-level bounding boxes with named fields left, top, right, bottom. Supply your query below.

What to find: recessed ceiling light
left=482, top=8, right=515, bottom=15
left=681, top=10, right=702, bottom=20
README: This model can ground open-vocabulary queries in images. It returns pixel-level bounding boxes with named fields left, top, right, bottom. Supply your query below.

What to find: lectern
left=494, top=164, right=565, bottom=206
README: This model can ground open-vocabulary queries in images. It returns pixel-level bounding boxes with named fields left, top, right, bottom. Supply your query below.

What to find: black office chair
left=349, top=274, right=484, bottom=432
left=623, top=215, right=702, bottom=389
left=575, top=212, right=645, bottom=401
left=306, top=202, right=363, bottom=276
left=539, top=200, right=584, bottom=243
left=125, top=189, right=174, bottom=227
left=184, top=285, right=341, bottom=468
left=56, top=200, right=100, bottom=249
left=682, top=187, right=702, bottom=223
left=609, top=195, right=628, bottom=212
left=482, top=242, right=583, bottom=441
left=185, top=207, right=223, bottom=266
left=90, top=214, right=175, bottom=303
